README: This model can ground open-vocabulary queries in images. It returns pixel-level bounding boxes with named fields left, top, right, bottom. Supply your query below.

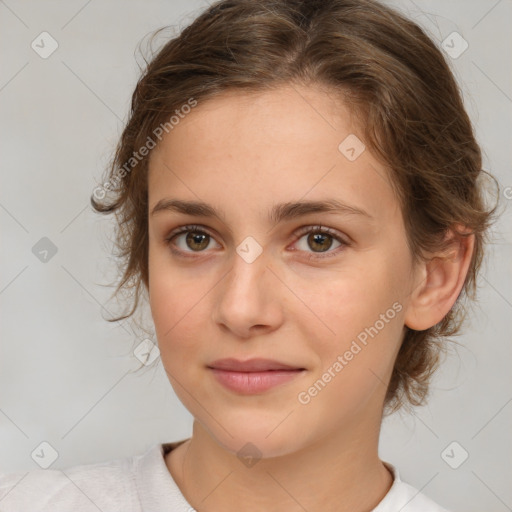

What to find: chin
left=200, top=417, right=309, bottom=461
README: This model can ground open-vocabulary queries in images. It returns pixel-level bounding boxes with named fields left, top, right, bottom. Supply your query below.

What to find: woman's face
left=147, top=84, right=419, bottom=457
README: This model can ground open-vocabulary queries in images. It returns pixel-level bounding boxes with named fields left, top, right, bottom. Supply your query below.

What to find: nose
left=212, top=247, right=284, bottom=339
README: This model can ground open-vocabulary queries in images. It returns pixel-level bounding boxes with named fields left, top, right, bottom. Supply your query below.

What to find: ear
left=404, top=227, right=475, bottom=331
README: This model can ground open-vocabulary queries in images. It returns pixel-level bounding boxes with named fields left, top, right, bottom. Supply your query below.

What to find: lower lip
left=209, top=368, right=305, bottom=394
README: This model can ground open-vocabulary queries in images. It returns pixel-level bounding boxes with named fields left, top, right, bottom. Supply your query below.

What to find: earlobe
left=404, top=229, right=475, bottom=331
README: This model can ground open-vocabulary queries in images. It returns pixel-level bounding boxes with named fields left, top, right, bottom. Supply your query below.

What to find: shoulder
left=0, top=450, right=140, bottom=512
left=375, top=463, right=451, bottom=512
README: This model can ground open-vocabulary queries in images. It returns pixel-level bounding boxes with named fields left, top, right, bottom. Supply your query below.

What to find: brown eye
left=307, top=232, right=334, bottom=252
left=165, top=225, right=221, bottom=256
left=185, top=231, right=210, bottom=251
left=292, top=225, right=349, bottom=260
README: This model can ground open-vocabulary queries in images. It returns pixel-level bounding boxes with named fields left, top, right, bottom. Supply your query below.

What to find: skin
left=146, top=83, right=474, bottom=512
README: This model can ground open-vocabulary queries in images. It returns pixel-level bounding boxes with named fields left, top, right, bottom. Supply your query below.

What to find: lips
left=207, top=358, right=305, bottom=372
left=207, top=358, right=306, bottom=394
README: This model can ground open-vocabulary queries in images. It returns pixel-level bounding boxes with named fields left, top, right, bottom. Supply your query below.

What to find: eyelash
left=164, top=224, right=350, bottom=261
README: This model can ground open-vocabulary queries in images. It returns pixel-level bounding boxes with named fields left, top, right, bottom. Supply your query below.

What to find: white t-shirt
left=0, top=439, right=450, bottom=511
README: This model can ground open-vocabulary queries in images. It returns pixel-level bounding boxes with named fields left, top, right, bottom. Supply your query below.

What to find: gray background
left=0, top=1, right=511, bottom=511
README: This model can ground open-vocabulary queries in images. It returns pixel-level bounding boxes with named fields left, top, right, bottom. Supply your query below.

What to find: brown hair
left=91, top=0, right=498, bottom=413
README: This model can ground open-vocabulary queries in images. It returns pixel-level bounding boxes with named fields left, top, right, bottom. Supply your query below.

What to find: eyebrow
left=150, top=198, right=373, bottom=226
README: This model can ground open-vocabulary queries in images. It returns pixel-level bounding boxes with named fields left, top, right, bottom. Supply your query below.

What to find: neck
left=166, top=417, right=393, bottom=512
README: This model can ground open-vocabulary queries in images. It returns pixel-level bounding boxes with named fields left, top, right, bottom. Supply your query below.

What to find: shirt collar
left=135, top=441, right=403, bottom=512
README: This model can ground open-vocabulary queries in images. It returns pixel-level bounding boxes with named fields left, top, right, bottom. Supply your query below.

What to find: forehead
left=147, top=84, right=399, bottom=224
left=150, top=84, right=358, bottom=161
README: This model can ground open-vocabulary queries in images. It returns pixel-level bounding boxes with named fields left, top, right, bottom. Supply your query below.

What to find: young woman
left=0, top=0, right=498, bottom=510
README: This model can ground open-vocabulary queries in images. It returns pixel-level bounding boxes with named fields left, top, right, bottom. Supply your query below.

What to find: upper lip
left=208, top=358, right=305, bottom=372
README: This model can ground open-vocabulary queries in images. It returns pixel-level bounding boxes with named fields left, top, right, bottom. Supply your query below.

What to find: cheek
left=306, top=254, right=407, bottom=370
left=297, top=273, right=405, bottom=417
left=318, top=258, right=399, bottom=325
left=148, top=252, right=199, bottom=349
left=150, top=283, right=199, bottom=346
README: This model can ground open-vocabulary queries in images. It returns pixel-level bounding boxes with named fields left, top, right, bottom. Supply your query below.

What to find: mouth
left=207, top=357, right=306, bottom=372
left=207, top=358, right=306, bottom=394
